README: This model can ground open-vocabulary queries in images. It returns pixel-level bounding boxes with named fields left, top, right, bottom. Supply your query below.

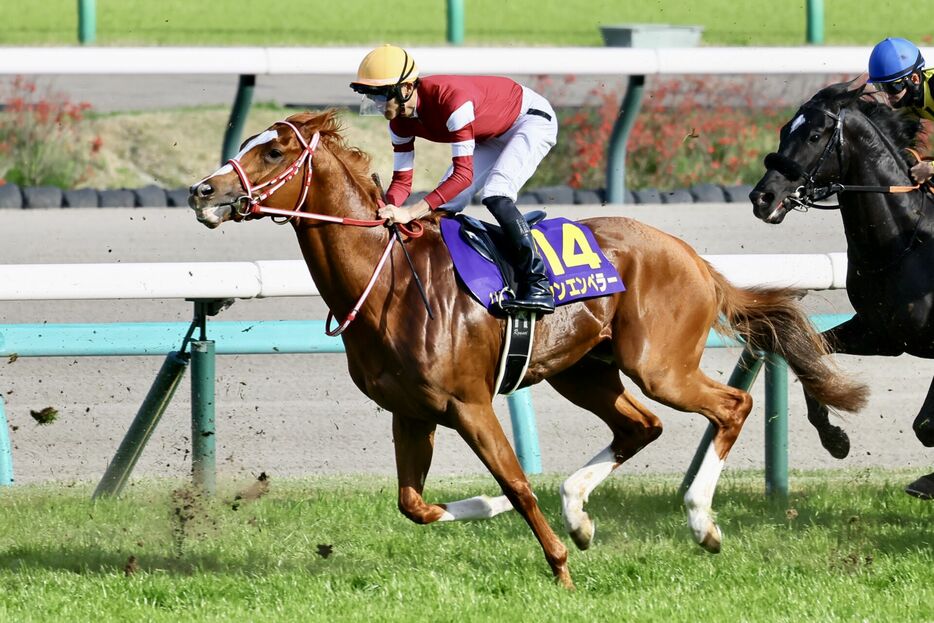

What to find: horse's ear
left=846, top=72, right=868, bottom=88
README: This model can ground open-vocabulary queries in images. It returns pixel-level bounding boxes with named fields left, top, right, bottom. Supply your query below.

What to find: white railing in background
left=0, top=46, right=905, bottom=76
left=0, top=254, right=847, bottom=301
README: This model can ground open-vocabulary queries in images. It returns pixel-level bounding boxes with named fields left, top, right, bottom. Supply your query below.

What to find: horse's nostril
left=749, top=190, right=774, bottom=209
left=194, top=182, right=214, bottom=198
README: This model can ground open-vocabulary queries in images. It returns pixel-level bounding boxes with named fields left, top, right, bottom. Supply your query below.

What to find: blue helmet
left=868, top=38, right=925, bottom=82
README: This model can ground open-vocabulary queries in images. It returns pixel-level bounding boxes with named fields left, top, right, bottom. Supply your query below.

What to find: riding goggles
left=877, top=76, right=911, bottom=95
left=358, top=92, right=389, bottom=116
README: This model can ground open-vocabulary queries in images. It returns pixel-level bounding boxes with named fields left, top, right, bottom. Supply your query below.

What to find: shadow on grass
left=0, top=544, right=339, bottom=576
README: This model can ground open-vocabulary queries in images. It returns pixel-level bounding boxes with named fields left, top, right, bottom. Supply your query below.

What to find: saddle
left=439, top=211, right=626, bottom=395
left=451, top=209, right=547, bottom=313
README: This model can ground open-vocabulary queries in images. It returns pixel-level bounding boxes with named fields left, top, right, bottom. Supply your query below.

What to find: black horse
left=750, top=82, right=934, bottom=499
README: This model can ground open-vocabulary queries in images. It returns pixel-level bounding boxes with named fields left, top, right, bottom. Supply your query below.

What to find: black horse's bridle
left=764, top=106, right=849, bottom=210
left=765, top=104, right=924, bottom=212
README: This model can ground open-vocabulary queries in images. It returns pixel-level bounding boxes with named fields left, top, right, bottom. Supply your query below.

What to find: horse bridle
left=767, top=105, right=921, bottom=211
left=227, top=120, right=320, bottom=222
left=765, top=106, right=848, bottom=210
left=223, top=120, right=429, bottom=335
left=768, top=103, right=932, bottom=272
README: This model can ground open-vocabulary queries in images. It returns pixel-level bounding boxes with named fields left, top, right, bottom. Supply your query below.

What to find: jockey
left=350, top=44, right=559, bottom=314
left=869, top=37, right=934, bottom=501
left=868, top=37, right=934, bottom=184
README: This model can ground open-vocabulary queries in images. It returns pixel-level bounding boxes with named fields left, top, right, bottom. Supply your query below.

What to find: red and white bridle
left=227, top=120, right=320, bottom=221
left=224, top=120, right=423, bottom=336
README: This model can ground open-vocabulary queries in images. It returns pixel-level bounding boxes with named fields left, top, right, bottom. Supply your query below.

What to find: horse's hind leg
left=546, top=357, right=663, bottom=550
left=807, top=315, right=903, bottom=458
left=614, top=319, right=753, bottom=554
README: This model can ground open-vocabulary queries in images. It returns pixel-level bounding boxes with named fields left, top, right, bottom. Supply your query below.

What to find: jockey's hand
left=378, top=204, right=413, bottom=224
left=378, top=200, right=431, bottom=225
left=910, top=160, right=934, bottom=184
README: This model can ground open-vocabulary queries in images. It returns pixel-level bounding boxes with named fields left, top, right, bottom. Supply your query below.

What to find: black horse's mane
left=810, top=83, right=924, bottom=166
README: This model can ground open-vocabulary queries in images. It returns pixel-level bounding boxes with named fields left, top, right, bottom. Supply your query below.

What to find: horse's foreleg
left=392, top=413, right=447, bottom=525
left=547, top=358, right=663, bottom=550
left=452, top=401, right=572, bottom=589
left=393, top=412, right=515, bottom=522
left=807, top=316, right=902, bottom=458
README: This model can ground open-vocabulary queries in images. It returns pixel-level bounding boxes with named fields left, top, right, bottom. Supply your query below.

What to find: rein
left=226, top=120, right=425, bottom=336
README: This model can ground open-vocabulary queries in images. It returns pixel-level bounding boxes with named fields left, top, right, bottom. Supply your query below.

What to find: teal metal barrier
left=0, top=314, right=541, bottom=491
left=507, top=389, right=541, bottom=473
left=0, top=398, right=12, bottom=486
left=93, top=352, right=188, bottom=498
left=0, top=313, right=854, bottom=492
left=191, top=341, right=217, bottom=494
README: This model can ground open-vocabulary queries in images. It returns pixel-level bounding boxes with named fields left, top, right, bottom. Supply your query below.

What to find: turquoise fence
left=0, top=312, right=853, bottom=497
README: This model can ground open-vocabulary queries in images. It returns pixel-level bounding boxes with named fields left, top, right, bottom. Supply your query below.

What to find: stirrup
left=501, top=295, right=555, bottom=315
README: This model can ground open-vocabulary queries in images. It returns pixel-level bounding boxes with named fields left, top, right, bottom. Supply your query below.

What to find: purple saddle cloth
left=440, top=215, right=626, bottom=312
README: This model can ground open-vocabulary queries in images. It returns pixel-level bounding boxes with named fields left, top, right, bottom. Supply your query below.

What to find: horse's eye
left=808, top=133, right=822, bottom=143
left=267, top=148, right=283, bottom=160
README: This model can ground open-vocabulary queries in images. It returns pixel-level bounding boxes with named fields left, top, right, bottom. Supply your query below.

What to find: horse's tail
left=708, top=263, right=868, bottom=413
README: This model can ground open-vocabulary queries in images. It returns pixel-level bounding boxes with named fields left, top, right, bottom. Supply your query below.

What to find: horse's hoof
left=554, top=570, right=575, bottom=590
left=697, top=523, right=722, bottom=554
left=569, top=516, right=595, bottom=551
left=819, top=426, right=850, bottom=459
left=904, top=475, right=934, bottom=500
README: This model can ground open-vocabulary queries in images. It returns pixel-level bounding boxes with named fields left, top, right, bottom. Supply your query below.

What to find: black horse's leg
left=903, top=377, right=934, bottom=500
left=904, top=472, right=934, bottom=499
left=912, top=376, right=934, bottom=448
left=806, top=315, right=903, bottom=458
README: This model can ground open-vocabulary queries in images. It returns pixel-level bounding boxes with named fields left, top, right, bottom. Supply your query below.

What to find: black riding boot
left=483, top=195, right=555, bottom=314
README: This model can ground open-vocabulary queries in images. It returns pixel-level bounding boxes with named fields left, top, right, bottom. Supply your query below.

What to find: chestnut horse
left=189, top=110, right=867, bottom=588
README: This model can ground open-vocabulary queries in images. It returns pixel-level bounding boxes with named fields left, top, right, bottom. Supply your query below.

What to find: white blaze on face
left=195, top=129, right=280, bottom=185
left=790, top=114, right=806, bottom=135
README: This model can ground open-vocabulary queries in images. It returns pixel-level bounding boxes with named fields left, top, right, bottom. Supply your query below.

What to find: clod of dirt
left=170, top=487, right=201, bottom=554
left=316, top=544, right=333, bottom=559
left=30, top=407, right=58, bottom=425
left=124, top=555, right=139, bottom=576
left=231, top=471, right=269, bottom=510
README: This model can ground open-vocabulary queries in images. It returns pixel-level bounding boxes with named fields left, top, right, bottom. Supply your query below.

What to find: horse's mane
left=286, top=109, right=383, bottom=202
left=810, top=82, right=924, bottom=166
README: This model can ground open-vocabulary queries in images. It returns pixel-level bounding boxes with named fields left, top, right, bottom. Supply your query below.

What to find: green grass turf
left=2, top=1, right=928, bottom=46
left=0, top=470, right=931, bottom=622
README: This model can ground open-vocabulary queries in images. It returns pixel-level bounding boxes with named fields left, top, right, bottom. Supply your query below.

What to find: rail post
left=507, top=388, right=542, bottom=474
left=93, top=351, right=189, bottom=498
left=680, top=346, right=765, bottom=493
left=77, top=0, right=96, bottom=45
left=601, top=24, right=702, bottom=204
left=221, top=74, right=256, bottom=165
left=446, top=0, right=465, bottom=45
left=806, top=0, right=825, bottom=45
left=0, top=397, right=13, bottom=486
left=765, top=354, right=789, bottom=499
left=190, top=340, right=216, bottom=495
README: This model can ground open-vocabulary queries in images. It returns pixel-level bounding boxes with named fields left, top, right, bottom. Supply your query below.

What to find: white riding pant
left=440, top=87, right=558, bottom=211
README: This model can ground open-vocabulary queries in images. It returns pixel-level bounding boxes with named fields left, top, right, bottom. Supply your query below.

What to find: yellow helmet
left=351, top=44, right=419, bottom=91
